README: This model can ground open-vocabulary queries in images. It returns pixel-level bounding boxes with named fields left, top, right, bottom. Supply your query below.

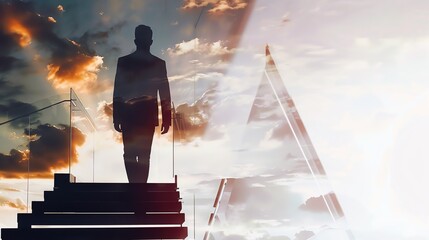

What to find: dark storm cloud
left=0, top=78, right=24, bottom=100
left=0, top=17, right=22, bottom=53
left=0, top=0, right=104, bottom=92
left=0, top=100, right=41, bottom=129
left=0, top=1, right=53, bottom=49
left=0, top=56, right=27, bottom=72
left=0, top=1, right=30, bottom=76
left=78, top=21, right=126, bottom=55
left=0, top=124, right=85, bottom=178
left=0, top=31, right=18, bottom=54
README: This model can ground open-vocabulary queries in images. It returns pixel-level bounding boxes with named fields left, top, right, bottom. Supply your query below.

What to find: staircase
left=1, top=174, right=188, bottom=240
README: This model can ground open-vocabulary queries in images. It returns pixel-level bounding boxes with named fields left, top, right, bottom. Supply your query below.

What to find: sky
left=1, top=0, right=429, bottom=240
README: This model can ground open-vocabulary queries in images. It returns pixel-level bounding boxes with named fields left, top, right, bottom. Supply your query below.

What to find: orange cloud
left=0, top=1, right=108, bottom=94
left=182, top=0, right=248, bottom=13
left=97, top=101, right=113, bottom=121
left=0, top=196, right=26, bottom=210
left=208, top=0, right=247, bottom=13
left=57, top=5, right=64, bottom=12
left=47, top=54, right=104, bottom=92
left=5, top=18, right=32, bottom=47
left=47, top=16, right=57, bottom=23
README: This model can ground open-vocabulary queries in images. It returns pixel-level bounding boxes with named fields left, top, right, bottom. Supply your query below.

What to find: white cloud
left=167, top=38, right=233, bottom=56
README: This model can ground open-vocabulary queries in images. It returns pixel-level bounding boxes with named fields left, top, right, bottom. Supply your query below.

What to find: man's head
left=134, top=25, right=153, bottom=49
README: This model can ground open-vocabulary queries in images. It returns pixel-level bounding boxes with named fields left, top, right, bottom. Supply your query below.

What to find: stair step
left=2, top=174, right=187, bottom=239
left=32, top=201, right=182, bottom=213
left=54, top=182, right=177, bottom=192
left=44, top=191, right=180, bottom=202
left=18, top=213, right=185, bottom=227
left=1, top=227, right=188, bottom=240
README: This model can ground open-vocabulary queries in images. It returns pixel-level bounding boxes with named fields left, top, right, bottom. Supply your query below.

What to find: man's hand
left=114, top=123, right=122, bottom=132
left=161, top=123, right=170, bottom=134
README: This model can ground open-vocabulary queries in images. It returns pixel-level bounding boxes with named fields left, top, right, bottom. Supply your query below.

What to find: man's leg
left=136, top=126, right=155, bottom=183
left=122, top=124, right=140, bottom=183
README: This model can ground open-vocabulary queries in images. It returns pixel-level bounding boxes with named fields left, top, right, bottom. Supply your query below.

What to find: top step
left=54, top=174, right=177, bottom=192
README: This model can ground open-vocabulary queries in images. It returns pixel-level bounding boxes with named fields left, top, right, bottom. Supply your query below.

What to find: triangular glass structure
left=206, top=46, right=355, bottom=240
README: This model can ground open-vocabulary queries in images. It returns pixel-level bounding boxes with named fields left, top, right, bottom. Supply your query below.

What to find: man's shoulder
left=116, top=55, right=128, bottom=66
left=118, top=54, right=133, bottom=62
left=151, top=55, right=166, bottom=65
left=118, top=53, right=165, bottom=65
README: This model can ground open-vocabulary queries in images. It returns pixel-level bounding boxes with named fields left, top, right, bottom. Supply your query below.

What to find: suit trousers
left=122, top=123, right=155, bottom=183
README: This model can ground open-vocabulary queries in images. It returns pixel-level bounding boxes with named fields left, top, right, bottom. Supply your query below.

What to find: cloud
left=268, top=121, right=293, bottom=140
left=0, top=56, right=27, bottom=73
left=0, top=1, right=106, bottom=93
left=0, top=186, right=20, bottom=192
left=0, top=195, right=26, bottom=210
left=259, top=235, right=291, bottom=240
left=97, top=101, right=113, bottom=122
left=210, top=231, right=248, bottom=240
left=205, top=174, right=331, bottom=239
left=0, top=1, right=45, bottom=51
left=208, top=0, right=248, bottom=13
left=164, top=39, right=232, bottom=104
left=300, top=192, right=343, bottom=217
left=47, top=17, right=56, bottom=23
left=182, top=0, right=248, bottom=13
left=294, top=230, right=315, bottom=240
left=46, top=54, right=104, bottom=92
left=182, top=0, right=217, bottom=9
left=300, top=194, right=328, bottom=213
left=0, top=124, right=85, bottom=178
left=247, top=75, right=285, bottom=123
left=222, top=177, right=304, bottom=222
left=174, top=88, right=217, bottom=142
left=0, top=78, right=24, bottom=100
left=77, top=21, right=125, bottom=56
left=0, top=100, right=41, bottom=129
left=167, top=38, right=233, bottom=57
left=57, top=5, right=64, bottom=12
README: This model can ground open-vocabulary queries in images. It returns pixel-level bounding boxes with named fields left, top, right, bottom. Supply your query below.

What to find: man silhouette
left=113, top=25, right=171, bottom=183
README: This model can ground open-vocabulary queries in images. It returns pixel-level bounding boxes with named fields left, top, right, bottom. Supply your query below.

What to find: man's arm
left=159, top=60, right=171, bottom=134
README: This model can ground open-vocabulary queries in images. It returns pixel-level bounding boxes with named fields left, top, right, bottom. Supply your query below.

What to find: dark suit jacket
left=113, top=51, right=171, bottom=127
